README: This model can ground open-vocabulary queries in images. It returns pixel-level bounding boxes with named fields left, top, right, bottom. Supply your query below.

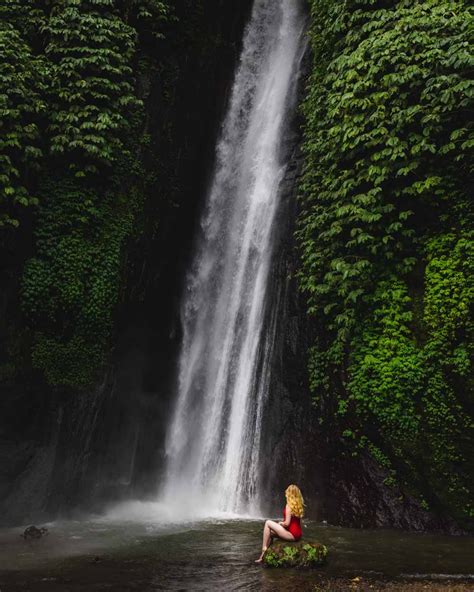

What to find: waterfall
left=161, top=0, right=306, bottom=517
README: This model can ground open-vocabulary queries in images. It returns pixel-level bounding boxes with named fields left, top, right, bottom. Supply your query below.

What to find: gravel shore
left=311, top=577, right=473, bottom=591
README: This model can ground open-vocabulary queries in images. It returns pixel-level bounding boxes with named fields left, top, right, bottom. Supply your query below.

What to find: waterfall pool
left=1, top=518, right=473, bottom=590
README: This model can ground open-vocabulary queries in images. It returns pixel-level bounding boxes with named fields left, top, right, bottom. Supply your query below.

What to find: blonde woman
left=255, top=484, right=304, bottom=563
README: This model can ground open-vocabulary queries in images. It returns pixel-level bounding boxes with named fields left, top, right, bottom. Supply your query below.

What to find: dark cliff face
left=0, top=0, right=254, bottom=526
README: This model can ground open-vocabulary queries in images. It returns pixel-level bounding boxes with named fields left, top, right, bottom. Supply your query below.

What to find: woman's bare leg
left=255, top=521, right=272, bottom=563
left=255, top=520, right=295, bottom=563
left=262, top=521, right=272, bottom=549
left=265, top=520, right=296, bottom=542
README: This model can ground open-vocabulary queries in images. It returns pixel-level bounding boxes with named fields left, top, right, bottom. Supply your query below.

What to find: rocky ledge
left=263, top=541, right=328, bottom=568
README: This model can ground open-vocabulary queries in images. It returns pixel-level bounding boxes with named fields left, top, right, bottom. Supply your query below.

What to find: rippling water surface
left=1, top=517, right=473, bottom=591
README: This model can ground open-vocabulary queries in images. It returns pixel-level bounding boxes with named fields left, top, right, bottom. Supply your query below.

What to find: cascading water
left=161, top=0, right=306, bottom=517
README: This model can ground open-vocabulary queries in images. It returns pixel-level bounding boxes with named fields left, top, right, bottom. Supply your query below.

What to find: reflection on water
left=0, top=518, right=473, bottom=590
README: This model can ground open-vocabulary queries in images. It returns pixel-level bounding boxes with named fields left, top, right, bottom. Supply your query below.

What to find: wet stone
left=22, top=526, right=48, bottom=540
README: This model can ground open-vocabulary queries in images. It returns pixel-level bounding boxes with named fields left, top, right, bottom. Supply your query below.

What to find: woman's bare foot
left=254, top=547, right=267, bottom=563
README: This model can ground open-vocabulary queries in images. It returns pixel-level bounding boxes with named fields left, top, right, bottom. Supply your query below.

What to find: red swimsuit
left=283, top=506, right=302, bottom=541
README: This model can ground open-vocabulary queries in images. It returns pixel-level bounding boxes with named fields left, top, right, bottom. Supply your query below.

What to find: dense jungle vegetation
left=298, top=0, right=473, bottom=528
left=1, top=0, right=175, bottom=387
left=0, top=0, right=472, bottom=529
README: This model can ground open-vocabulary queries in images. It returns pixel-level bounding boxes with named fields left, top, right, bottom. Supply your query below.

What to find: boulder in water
left=263, top=541, right=328, bottom=568
left=22, top=526, right=48, bottom=539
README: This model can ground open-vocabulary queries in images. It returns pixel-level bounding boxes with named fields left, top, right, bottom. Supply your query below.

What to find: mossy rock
left=263, top=541, right=328, bottom=568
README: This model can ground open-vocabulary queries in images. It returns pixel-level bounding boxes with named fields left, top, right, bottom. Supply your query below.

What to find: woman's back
left=283, top=506, right=302, bottom=540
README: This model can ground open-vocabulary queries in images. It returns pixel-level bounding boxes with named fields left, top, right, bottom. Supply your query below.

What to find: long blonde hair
left=285, top=484, right=305, bottom=518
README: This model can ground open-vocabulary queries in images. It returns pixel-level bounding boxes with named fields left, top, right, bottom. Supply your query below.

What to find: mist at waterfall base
left=101, top=0, right=306, bottom=525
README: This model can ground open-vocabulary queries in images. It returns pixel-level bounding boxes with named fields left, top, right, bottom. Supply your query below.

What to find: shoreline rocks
left=22, top=525, right=48, bottom=539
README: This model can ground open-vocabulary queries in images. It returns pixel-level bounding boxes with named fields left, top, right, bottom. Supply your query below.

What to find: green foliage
left=22, top=176, right=139, bottom=387
left=0, top=1, right=47, bottom=39
left=303, top=543, right=322, bottom=563
left=349, top=279, right=423, bottom=443
left=0, top=19, right=45, bottom=228
left=349, top=235, right=474, bottom=519
left=44, top=1, right=140, bottom=169
left=264, top=542, right=328, bottom=568
left=1, top=0, right=171, bottom=227
left=1, top=0, right=170, bottom=387
left=418, top=235, right=474, bottom=519
left=121, top=0, right=172, bottom=40
left=299, top=0, right=474, bottom=525
left=299, top=0, right=473, bottom=341
left=283, top=545, right=298, bottom=561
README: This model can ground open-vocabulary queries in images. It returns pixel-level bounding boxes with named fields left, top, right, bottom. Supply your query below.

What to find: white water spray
left=161, top=0, right=306, bottom=517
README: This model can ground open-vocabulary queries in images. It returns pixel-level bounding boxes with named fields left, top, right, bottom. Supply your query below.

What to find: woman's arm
left=279, top=504, right=291, bottom=527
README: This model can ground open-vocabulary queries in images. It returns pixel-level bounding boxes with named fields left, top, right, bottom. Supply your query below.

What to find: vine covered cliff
left=298, top=0, right=473, bottom=529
